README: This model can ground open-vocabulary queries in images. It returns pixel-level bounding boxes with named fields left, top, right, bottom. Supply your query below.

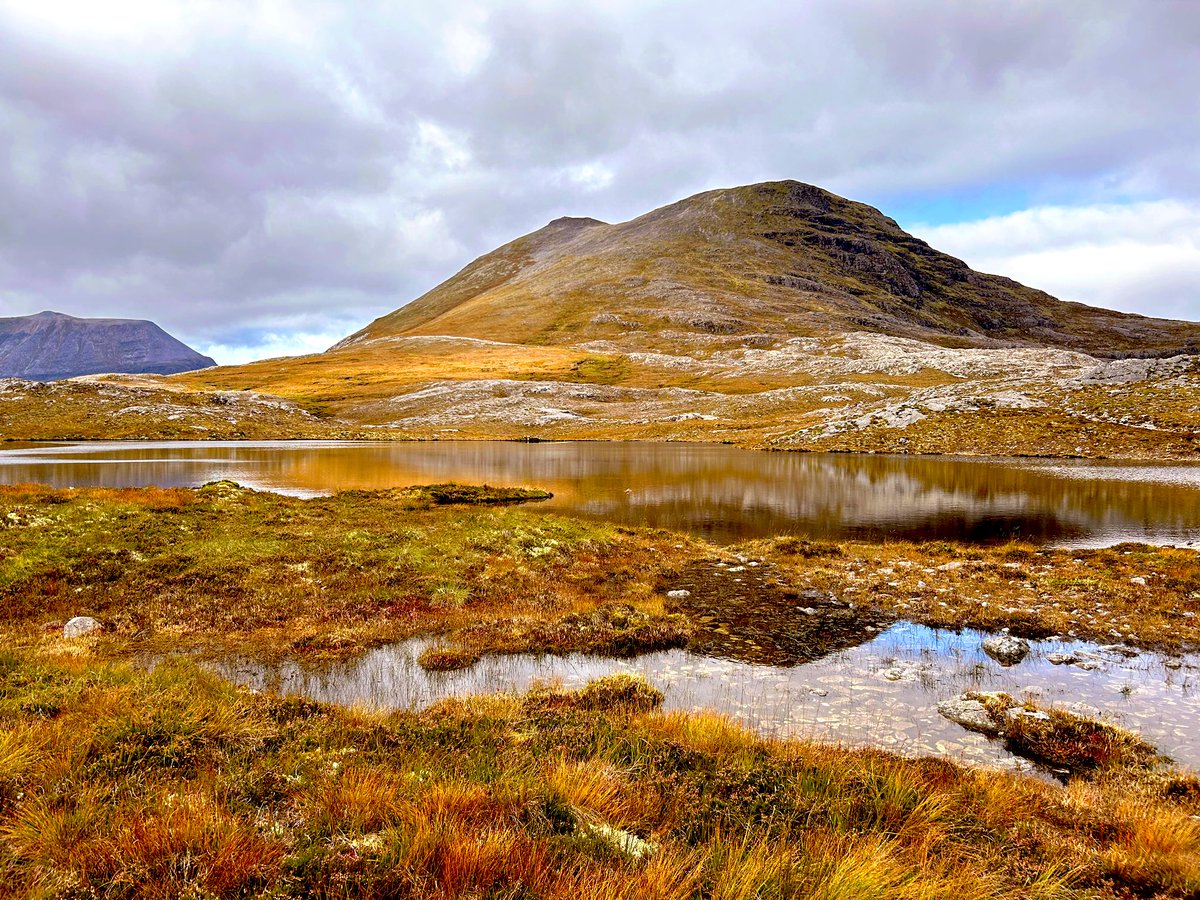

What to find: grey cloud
left=1, top=0, right=1198, bottom=361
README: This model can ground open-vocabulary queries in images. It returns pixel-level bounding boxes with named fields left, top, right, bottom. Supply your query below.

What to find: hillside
left=91, top=181, right=1200, bottom=457
left=0, top=311, right=216, bottom=381
left=340, top=181, right=1200, bottom=358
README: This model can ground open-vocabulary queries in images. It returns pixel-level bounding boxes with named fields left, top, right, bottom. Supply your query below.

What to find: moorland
left=3, top=181, right=1200, bottom=897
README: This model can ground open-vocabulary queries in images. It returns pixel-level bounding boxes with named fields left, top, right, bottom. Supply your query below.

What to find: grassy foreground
left=2, top=652, right=1199, bottom=899
left=2, top=483, right=1200, bottom=896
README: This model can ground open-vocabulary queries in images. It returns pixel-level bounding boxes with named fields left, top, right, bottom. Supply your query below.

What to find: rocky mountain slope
left=0, top=311, right=215, bottom=381
left=340, top=181, right=1200, bottom=358
left=66, top=181, right=1200, bottom=456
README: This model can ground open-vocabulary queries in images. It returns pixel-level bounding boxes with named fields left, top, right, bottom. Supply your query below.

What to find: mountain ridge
left=338, top=180, right=1199, bottom=358
left=148, top=179, right=1200, bottom=459
left=0, top=311, right=216, bottom=381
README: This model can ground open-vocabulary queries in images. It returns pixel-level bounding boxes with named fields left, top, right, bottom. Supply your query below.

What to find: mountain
left=165, top=181, right=1200, bottom=458
left=0, top=311, right=216, bottom=381
left=338, top=181, right=1200, bottom=358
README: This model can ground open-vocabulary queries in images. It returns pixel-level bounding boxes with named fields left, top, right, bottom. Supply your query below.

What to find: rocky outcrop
left=0, top=311, right=215, bottom=381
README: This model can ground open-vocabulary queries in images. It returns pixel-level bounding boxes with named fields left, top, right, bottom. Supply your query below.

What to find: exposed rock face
left=0, top=311, right=216, bottom=381
left=937, top=695, right=1003, bottom=735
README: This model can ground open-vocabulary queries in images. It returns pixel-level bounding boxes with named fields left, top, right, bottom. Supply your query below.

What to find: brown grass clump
left=1101, top=798, right=1200, bottom=895
left=417, top=644, right=482, bottom=672
left=524, top=674, right=665, bottom=714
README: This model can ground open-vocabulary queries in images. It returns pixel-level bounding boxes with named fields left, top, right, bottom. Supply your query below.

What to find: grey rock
left=665, top=589, right=691, bottom=599
left=1005, top=707, right=1050, bottom=723
left=937, top=696, right=1002, bottom=735
left=981, top=635, right=1030, bottom=666
left=63, top=616, right=102, bottom=638
left=798, top=589, right=830, bottom=602
left=1047, top=652, right=1078, bottom=665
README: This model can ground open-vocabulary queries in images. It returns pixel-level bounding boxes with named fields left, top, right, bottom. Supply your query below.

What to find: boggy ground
left=3, top=484, right=1200, bottom=896
left=2, top=483, right=1199, bottom=663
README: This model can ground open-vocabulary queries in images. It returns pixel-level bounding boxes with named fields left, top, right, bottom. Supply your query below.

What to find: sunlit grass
left=1, top=651, right=1197, bottom=898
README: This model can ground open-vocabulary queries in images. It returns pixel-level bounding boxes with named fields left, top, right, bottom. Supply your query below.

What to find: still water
left=3, top=440, right=1200, bottom=545
left=212, top=624, right=1200, bottom=774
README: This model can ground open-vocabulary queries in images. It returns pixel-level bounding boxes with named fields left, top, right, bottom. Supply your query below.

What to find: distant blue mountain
left=0, top=311, right=216, bottom=381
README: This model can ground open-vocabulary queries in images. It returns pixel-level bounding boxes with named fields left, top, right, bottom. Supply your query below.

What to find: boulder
left=63, top=616, right=102, bottom=638
left=936, top=695, right=1002, bottom=735
left=982, top=634, right=1030, bottom=666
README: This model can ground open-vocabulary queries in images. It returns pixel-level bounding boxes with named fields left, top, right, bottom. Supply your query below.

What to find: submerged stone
left=982, top=635, right=1030, bottom=666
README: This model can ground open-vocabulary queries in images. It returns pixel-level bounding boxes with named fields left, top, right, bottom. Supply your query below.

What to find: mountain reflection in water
left=2, top=440, right=1200, bottom=546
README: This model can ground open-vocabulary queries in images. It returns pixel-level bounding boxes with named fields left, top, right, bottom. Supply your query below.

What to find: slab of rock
left=982, top=635, right=1030, bottom=666
left=63, top=616, right=102, bottom=638
left=936, top=695, right=1002, bottom=735
left=665, top=589, right=691, bottom=599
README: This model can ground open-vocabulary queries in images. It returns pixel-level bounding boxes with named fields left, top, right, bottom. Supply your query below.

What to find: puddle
left=210, top=623, right=1200, bottom=775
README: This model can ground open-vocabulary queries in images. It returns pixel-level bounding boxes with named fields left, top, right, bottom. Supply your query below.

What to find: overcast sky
left=1, top=0, right=1197, bottom=363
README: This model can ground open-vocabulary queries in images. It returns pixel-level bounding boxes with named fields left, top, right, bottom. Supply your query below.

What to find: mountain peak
left=545, top=215, right=607, bottom=229
left=340, top=179, right=1200, bottom=358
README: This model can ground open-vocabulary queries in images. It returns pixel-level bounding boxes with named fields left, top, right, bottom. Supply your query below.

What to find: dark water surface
left=211, top=624, right=1200, bottom=775
left=3, top=440, right=1200, bottom=545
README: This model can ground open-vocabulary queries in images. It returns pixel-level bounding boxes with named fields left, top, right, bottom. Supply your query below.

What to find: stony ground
left=172, top=330, right=1200, bottom=458
left=4, top=329, right=1197, bottom=458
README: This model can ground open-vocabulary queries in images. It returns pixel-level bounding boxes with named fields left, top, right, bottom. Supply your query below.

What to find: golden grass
left=1, top=652, right=1197, bottom=898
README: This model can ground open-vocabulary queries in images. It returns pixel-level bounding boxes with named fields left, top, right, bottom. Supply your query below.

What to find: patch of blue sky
left=865, top=183, right=1036, bottom=229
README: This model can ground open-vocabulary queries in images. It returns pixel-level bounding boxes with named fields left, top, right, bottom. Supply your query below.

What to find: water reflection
left=211, top=624, right=1200, bottom=774
left=2, top=441, right=1200, bottom=545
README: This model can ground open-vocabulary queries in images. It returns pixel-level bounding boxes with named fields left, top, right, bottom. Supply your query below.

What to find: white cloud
left=197, top=329, right=348, bottom=366
left=911, top=201, right=1200, bottom=323
left=560, top=161, right=615, bottom=192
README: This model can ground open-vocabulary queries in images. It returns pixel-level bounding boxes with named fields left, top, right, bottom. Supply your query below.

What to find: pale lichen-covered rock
left=584, top=823, right=659, bottom=861
left=982, top=634, right=1030, bottom=666
left=63, top=616, right=103, bottom=638
left=936, top=694, right=1004, bottom=735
